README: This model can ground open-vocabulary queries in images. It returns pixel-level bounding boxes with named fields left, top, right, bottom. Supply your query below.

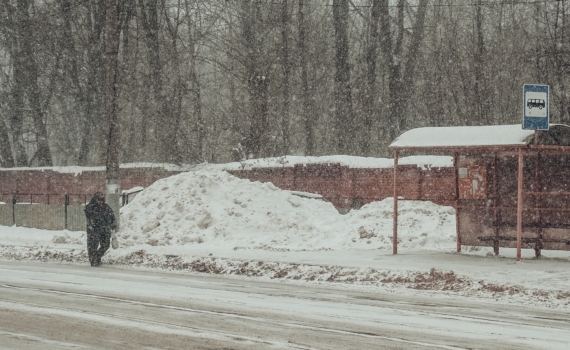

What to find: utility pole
left=104, top=0, right=120, bottom=228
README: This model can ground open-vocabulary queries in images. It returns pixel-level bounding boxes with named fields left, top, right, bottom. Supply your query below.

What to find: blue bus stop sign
left=523, top=84, right=549, bottom=130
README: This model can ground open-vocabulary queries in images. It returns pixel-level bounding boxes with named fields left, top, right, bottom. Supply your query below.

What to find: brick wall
left=420, top=167, right=456, bottom=207
left=0, top=168, right=180, bottom=205
left=293, top=164, right=351, bottom=208
left=230, top=167, right=295, bottom=190
left=0, top=163, right=455, bottom=209
left=229, top=163, right=455, bottom=210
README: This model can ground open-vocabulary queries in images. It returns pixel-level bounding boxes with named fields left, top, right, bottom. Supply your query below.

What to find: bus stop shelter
left=390, top=124, right=570, bottom=261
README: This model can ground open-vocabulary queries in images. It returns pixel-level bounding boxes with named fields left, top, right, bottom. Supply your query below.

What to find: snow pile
left=118, top=169, right=456, bottom=251
left=346, top=200, right=456, bottom=250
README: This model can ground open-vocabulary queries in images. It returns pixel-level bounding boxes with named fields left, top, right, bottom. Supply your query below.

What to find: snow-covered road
left=1, top=260, right=569, bottom=349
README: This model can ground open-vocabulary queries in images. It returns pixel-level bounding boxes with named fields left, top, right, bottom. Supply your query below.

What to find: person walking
left=84, top=192, right=117, bottom=267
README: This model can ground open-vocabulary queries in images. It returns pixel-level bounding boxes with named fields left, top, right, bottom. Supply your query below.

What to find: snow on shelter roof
left=390, top=124, right=543, bottom=149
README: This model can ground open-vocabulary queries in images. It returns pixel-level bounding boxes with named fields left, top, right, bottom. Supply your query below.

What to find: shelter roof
left=390, top=124, right=570, bottom=149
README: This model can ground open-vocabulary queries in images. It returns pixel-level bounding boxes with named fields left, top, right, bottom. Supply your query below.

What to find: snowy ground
left=2, top=169, right=570, bottom=311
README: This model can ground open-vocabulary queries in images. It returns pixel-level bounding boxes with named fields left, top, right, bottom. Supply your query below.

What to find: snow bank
left=119, top=170, right=456, bottom=251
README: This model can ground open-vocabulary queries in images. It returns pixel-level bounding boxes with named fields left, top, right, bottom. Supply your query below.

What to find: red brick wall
left=0, top=164, right=456, bottom=209
left=420, top=167, right=456, bottom=207
left=230, top=167, right=295, bottom=190
left=229, top=163, right=455, bottom=210
left=292, top=164, right=352, bottom=209
left=0, top=168, right=181, bottom=205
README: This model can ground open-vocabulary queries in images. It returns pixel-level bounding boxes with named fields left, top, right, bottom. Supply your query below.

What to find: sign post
left=519, top=84, right=549, bottom=261
left=523, top=84, right=549, bottom=130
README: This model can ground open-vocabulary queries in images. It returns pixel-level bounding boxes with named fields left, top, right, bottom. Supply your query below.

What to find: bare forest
left=0, top=0, right=568, bottom=167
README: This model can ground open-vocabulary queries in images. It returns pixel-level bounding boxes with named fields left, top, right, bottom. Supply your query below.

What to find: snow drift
left=118, top=170, right=456, bottom=251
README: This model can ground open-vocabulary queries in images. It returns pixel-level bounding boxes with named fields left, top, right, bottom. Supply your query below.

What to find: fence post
left=65, top=194, right=69, bottom=230
left=12, top=195, right=16, bottom=226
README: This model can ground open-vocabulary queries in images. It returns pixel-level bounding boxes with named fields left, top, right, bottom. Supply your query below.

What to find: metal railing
left=0, top=191, right=143, bottom=231
left=0, top=194, right=90, bottom=231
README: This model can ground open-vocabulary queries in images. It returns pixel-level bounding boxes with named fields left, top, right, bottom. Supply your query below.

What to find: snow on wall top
left=390, top=124, right=537, bottom=148
left=0, top=155, right=453, bottom=174
left=206, top=155, right=452, bottom=170
left=0, top=163, right=183, bottom=175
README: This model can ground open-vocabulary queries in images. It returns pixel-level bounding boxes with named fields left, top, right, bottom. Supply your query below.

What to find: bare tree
left=333, top=0, right=354, bottom=155
left=280, top=0, right=291, bottom=155
left=138, top=0, right=179, bottom=162
left=0, top=0, right=53, bottom=166
left=104, top=0, right=120, bottom=226
left=241, top=0, right=271, bottom=159
left=361, top=0, right=381, bottom=156
left=472, top=0, right=491, bottom=125
left=298, top=0, right=315, bottom=156
left=3, top=0, right=569, bottom=166
left=379, top=0, right=428, bottom=148
left=78, top=0, right=106, bottom=165
left=184, top=0, right=204, bottom=163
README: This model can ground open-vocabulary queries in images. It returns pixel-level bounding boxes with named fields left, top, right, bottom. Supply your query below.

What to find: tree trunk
left=280, top=0, right=291, bottom=156
left=298, top=0, right=314, bottom=156
left=163, top=0, right=183, bottom=164
left=139, top=0, right=169, bottom=161
left=78, top=0, right=105, bottom=165
left=398, top=0, right=428, bottom=131
left=473, top=0, right=491, bottom=126
left=8, top=59, right=28, bottom=166
left=242, top=0, right=269, bottom=159
left=117, top=0, right=136, bottom=162
left=380, top=0, right=428, bottom=142
left=9, top=0, right=53, bottom=166
left=0, top=116, right=14, bottom=167
left=362, top=0, right=381, bottom=156
left=104, top=0, right=120, bottom=182
left=185, top=0, right=204, bottom=162
left=333, top=0, right=354, bottom=155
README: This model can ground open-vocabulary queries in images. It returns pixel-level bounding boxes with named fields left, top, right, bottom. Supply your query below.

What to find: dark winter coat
left=84, top=193, right=117, bottom=233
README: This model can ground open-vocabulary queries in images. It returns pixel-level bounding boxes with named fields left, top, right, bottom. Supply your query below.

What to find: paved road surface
left=0, top=261, right=569, bottom=349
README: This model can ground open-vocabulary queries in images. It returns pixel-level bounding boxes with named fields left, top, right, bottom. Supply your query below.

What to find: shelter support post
left=12, top=195, right=16, bottom=226
left=493, top=152, right=499, bottom=255
left=517, top=147, right=524, bottom=261
left=393, top=149, right=398, bottom=255
left=534, top=150, right=542, bottom=259
left=64, top=194, right=69, bottom=230
left=453, top=152, right=461, bottom=253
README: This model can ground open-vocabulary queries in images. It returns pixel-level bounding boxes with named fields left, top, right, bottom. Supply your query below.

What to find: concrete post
left=106, top=179, right=120, bottom=230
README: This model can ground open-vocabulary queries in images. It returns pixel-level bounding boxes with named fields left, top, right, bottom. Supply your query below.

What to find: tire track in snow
left=1, top=284, right=468, bottom=350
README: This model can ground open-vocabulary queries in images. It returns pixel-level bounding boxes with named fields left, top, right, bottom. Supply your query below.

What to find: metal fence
left=0, top=191, right=142, bottom=231
left=0, top=194, right=89, bottom=231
